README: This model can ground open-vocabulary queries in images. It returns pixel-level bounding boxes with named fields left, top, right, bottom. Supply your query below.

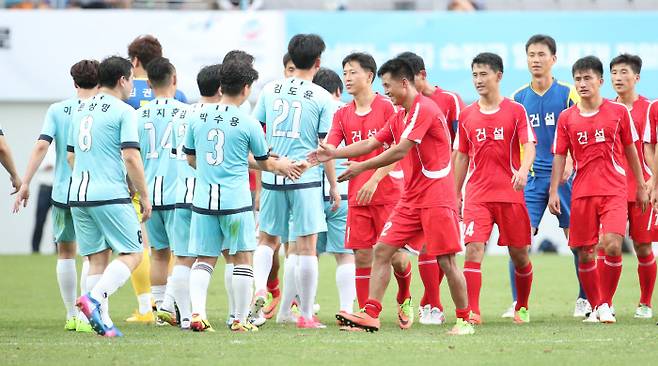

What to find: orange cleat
left=335, top=310, right=380, bottom=333
left=468, top=311, right=482, bottom=325
left=262, top=292, right=281, bottom=320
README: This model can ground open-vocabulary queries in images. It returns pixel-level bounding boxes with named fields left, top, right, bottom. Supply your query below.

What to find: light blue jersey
left=253, top=77, right=333, bottom=189
left=67, top=93, right=139, bottom=206
left=184, top=103, right=269, bottom=215
left=172, top=103, right=200, bottom=208
left=321, top=99, right=348, bottom=201
left=137, top=97, right=187, bottom=209
left=39, top=97, right=79, bottom=207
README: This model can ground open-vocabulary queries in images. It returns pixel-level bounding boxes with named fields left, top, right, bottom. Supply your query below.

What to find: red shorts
left=628, top=202, right=658, bottom=243
left=569, top=195, right=627, bottom=248
left=345, top=204, right=396, bottom=250
left=378, top=204, right=462, bottom=256
left=462, top=202, right=531, bottom=247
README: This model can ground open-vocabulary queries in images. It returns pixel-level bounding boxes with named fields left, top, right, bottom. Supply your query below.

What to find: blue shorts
left=173, top=207, right=194, bottom=257
left=317, top=200, right=351, bottom=255
left=524, top=173, right=572, bottom=230
left=189, top=211, right=256, bottom=256
left=71, top=204, right=142, bottom=256
left=146, top=209, right=175, bottom=250
left=52, top=206, right=75, bottom=243
left=260, top=187, right=327, bottom=239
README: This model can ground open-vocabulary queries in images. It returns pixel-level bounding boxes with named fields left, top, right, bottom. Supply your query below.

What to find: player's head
left=341, top=52, right=376, bottom=96
left=396, top=51, right=429, bottom=92
left=219, top=60, right=259, bottom=103
left=572, top=56, right=604, bottom=99
left=98, top=56, right=134, bottom=100
left=313, top=67, right=343, bottom=100
left=197, top=64, right=222, bottom=98
left=145, top=57, right=177, bottom=91
left=525, top=34, right=557, bottom=77
left=287, top=34, right=325, bottom=72
left=283, top=53, right=296, bottom=77
left=471, top=52, right=503, bottom=97
left=610, top=53, right=642, bottom=96
left=127, top=35, right=162, bottom=70
left=70, top=59, right=100, bottom=90
left=377, top=57, right=415, bottom=106
left=223, top=50, right=255, bottom=65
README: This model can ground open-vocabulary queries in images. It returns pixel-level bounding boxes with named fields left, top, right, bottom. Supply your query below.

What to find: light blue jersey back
left=321, top=99, right=348, bottom=201
left=253, top=77, right=333, bottom=189
left=39, top=97, right=80, bottom=206
left=513, top=80, right=578, bottom=176
left=184, top=103, right=269, bottom=214
left=172, top=103, right=200, bottom=207
left=67, top=93, right=139, bottom=206
left=137, top=98, right=187, bottom=208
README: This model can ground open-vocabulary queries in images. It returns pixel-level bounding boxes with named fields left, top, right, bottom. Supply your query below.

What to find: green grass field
left=1, top=254, right=657, bottom=365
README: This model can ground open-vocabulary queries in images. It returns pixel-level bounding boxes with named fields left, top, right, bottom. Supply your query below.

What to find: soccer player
left=184, top=58, right=301, bottom=332
left=71, top=56, right=153, bottom=337
left=550, top=55, right=648, bottom=324
left=453, top=52, right=536, bottom=325
left=0, top=125, right=20, bottom=194
left=284, top=52, right=296, bottom=78
left=397, top=51, right=465, bottom=324
left=315, top=57, right=474, bottom=335
left=252, top=34, right=338, bottom=329
left=322, top=52, right=414, bottom=329
left=134, top=57, right=188, bottom=325
left=610, top=54, right=656, bottom=319
left=12, top=60, right=99, bottom=333
left=508, top=34, right=586, bottom=318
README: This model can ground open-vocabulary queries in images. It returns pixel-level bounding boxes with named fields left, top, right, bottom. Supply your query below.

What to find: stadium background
left=0, top=3, right=657, bottom=254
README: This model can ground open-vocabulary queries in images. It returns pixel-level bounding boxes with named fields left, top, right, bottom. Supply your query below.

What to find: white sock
left=224, top=263, right=235, bottom=319
left=137, top=294, right=152, bottom=315
left=85, top=274, right=101, bottom=325
left=101, top=296, right=112, bottom=328
left=189, top=262, right=213, bottom=319
left=151, top=285, right=166, bottom=310
left=253, top=245, right=274, bottom=293
left=233, top=265, right=254, bottom=323
left=170, top=265, right=192, bottom=322
left=336, top=263, right=356, bottom=313
left=56, top=259, right=78, bottom=319
left=296, top=255, right=319, bottom=319
left=160, top=276, right=175, bottom=312
left=78, top=260, right=90, bottom=323
left=89, top=260, right=129, bottom=327
left=277, top=254, right=298, bottom=319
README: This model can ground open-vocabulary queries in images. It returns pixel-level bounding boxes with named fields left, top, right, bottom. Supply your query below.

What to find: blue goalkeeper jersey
left=126, top=78, right=188, bottom=109
left=171, top=103, right=201, bottom=208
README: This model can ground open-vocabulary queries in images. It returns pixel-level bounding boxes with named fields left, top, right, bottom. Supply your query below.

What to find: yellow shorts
left=132, top=193, right=143, bottom=223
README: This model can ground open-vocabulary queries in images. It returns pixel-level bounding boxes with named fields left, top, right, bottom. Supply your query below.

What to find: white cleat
left=276, top=312, right=299, bottom=324
left=501, top=301, right=516, bottom=318
left=180, top=318, right=191, bottom=330
left=418, top=305, right=432, bottom=325
left=582, top=308, right=600, bottom=323
left=313, top=303, right=321, bottom=314
left=429, top=307, right=446, bottom=325
left=250, top=310, right=267, bottom=327
left=597, top=303, right=616, bottom=324
left=573, top=298, right=592, bottom=318
left=634, top=304, right=653, bottom=319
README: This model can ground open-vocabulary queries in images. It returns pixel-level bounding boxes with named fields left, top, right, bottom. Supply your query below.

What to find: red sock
left=463, top=261, right=482, bottom=315
left=514, top=262, right=533, bottom=310
left=578, top=260, right=601, bottom=308
left=596, top=248, right=606, bottom=294
left=638, top=252, right=656, bottom=306
left=267, top=278, right=280, bottom=298
left=418, top=254, right=442, bottom=310
left=394, top=262, right=412, bottom=304
left=455, top=308, right=470, bottom=321
left=600, top=255, right=622, bottom=306
left=355, top=267, right=371, bottom=308
left=363, top=299, right=382, bottom=318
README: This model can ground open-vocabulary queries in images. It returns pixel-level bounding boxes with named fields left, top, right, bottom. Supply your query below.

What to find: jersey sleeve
left=374, top=118, right=395, bottom=146
left=249, top=120, right=270, bottom=160
left=183, top=118, right=196, bottom=155
left=326, top=109, right=345, bottom=147
left=401, top=103, right=432, bottom=143
left=517, top=104, right=536, bottom=144
left=644, top=101, right=658, bottom=144
left=120, top=108, right=140, bottom=149
left=252, top=90, right=267, bottom=124
left=553, top=112, right=570, bottom=155
left=318, top=99, right=333, bottom=138
left=620, top=106, right=638, bottom=145
left=39, top=104, right=57, bottom=143
left=454, top=117, right=469, bottom=154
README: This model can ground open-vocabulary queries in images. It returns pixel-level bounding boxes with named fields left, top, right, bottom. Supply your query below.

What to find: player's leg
left=126, top=194, right=154, bottom=323
left=345, top=205, right=378, bottom=309
left=597, top=195, right=628, bottom=323
left=391, top=250, right=413, bottom=328
left=53, top=206, right=78, bottom=330
left=324, top=201, right=355, bottom=315
left=628, top=203, right=656, bottom=318
left=418, top=251, right=443, bottom=324
left=276, top=240, right=299, bottom=323
left=263, top=242, right=282, bottom=319
left=146, top=211, right=172, bottom=311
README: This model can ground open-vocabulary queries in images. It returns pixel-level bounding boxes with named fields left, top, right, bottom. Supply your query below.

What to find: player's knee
left=634, top=243, right=653, bottom=257
left=464, top=242, right=485, bottom=262
left=57, top=241, right=77, bottom=258
left=354, top=249, right=373, bottom=268
left=578, top=246, right=596, bottom=262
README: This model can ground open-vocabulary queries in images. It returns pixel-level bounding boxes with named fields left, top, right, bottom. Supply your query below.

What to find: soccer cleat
left=125, top=309, right=155, bottom=324
left=251, top=290, right=267, bottom=323
left=397, top=298, right=414, bottom=329
left=468, top=311, right=482, bottom=325
left=156, top=309, right=178, bottom=327
left=429, top=307, right=446, bottom=325
left=180, top=318, right=191, bottom=330
left=249, top=310, right=267, bottom=327
left=447, top=318, right=475, bottom=335
left=501, top=301, right=516, bottom=318
left=190, top=314, right=215, bottom=332
left=75, top=318, right=94, bottom=333
left=634, top=304, right=653, bottom=319
left=582, top=308, right=600, bottom=323
left=64, top=317, right=77, bottom=331
left=290, top=303, right=301, bottom=318
left=231, top=319, right=259, bottom=332
left=339, top=324, right=364, bottom=332
left=418, top=304, right=431, bottom=325
left=76, top=293, right=106, bottom=336
left=313, top=303, right=321, bottom=314
left=573, top=298, right=591, bottom=318
left=336, top=310, right=380, bottom=332
left=597, top=303, right=616, bottom=324
left=226, top=314, right=236, bottom=329
left=103, top=325, right=123, bottom=338
left=296, top=316, right=326, bottom=329
left=513, top=307, right=530, bottom=324
left=276, top=312, right=299, bottom=324
left=262, top=292, right=280, bottom=320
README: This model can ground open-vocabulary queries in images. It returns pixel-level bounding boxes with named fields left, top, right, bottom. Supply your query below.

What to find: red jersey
left=428, top=86, right=465, bottom=143
left=374, top=94, right=456, bottom=209
left=327, top=94, right=401, bottom=207
left=553, top=99, right=638, bottom=200
left=642, top=100, right=658, bottom=145
left=618, top=96, right=652, bottom=202
left=455, top=98, right=536, bottom=204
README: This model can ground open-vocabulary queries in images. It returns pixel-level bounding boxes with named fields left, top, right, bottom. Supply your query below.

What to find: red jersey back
left=326, top=94, right=401, bottom=206
left=428, top=86, right=465, bottom=143
left=455, top=98, right=536, bottom=204
left=374, top=94, right=456, bottom=209
left=618, top=96, right=652, bottom=202
left=553, top=99, right=638, bottom=199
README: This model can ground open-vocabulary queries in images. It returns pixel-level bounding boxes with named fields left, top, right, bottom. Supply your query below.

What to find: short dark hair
left=313, top=67, right=343, bottom=95
left=127, top=35, right=162, bottom=68
left=572, top=56, right=604, bottom=77
left=288, top=34, right=326, bottom=70
left=146, top=57, right=175, bottom=89
left=283, top=52, right=292, bottom=67
left=98, top=56, right=133, bottom=88
left=223, top=50, right=255, bottom=65
left=70, top=59, right=99, bottom=89
left=342, top=52, right=377, bottom=84
left=377, top=57, right=415, bottom=83
left=197, top=64, right=222, bottom=97
left=525, top=34, right=557, bottom=55
left=396, top=51, right=425, bottom=74
left=471, top=52, right=504, bottom=73
left=219, top=60, right=259, bottom=97
left=610, top=53, right=642, bottom=74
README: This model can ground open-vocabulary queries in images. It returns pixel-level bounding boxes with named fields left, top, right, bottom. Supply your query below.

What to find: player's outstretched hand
left=140, top=197, right=152, bottom=223
left=329, top=186, right=341, bottom=212
left=315, top=142, right=336, bottom=163
left=356, top=178, right=378, bottom=205
left=511, top=170, right=528, bottom=192
left=9, top=175, right=21, bottom=195
left=12, top=184, right=29, bottom=213
left=337, top=161, right=364, bottom=183
left=548, top=192, right=561, bottom=215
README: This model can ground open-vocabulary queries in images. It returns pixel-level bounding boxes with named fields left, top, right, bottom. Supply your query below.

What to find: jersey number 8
left=78, top=115, right=94, bottom=151
left=206, top=129, right=225, bottom=165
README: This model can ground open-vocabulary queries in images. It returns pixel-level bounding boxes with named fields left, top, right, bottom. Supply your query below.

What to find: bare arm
left=0, top=135, right=20, bottom=193
left=548, top=154, right=567, bottom=215
left=187, top=154, right=197, bottom=170
left=644, top=143, right=655, bottom=176
left=12, top=140, right=50, bottom=211
left=67, top=151, right=75, bottom=170
left=453, top=151, right=469, bottom=196
left=511, top=142, right=536, bottom=191
left=338, top=139, right=412, bottom=182
left=323, top=159, right=341, bottom=211
left=625, top=143, right=649, bottom=211
left=309, top=137, right=383, bottom=164
left=123, top=148, right=152, bottom=221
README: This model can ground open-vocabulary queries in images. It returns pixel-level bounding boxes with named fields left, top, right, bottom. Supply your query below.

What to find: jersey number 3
left=206, top=129, right=225, bottom=166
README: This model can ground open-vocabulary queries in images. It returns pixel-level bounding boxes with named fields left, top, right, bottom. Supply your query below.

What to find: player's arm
left=123, top=147, right=152, bottom=222
left=357, top=162, right=397, bottom=205
left=625, top=143, right=649, bottom=211
left=0, top=134, right=20, bottom=194
left=12, top=139, right=50, bottom=212
left=512, top=142, right=536, bottom=191
left=308, top=137, right=382, bottom=164
left=453, top=151, right=469, bottom=198
left=323, top=159, right=341, bottom=211
left=186, top=154, right=197, bottom=169
left=338, top=138, right=411, bottom=182
left=248, top=154, right=304, bottom=181
left=645, top=143, right=655, bottom=175
left=548, top=154, right=566, bottom=215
